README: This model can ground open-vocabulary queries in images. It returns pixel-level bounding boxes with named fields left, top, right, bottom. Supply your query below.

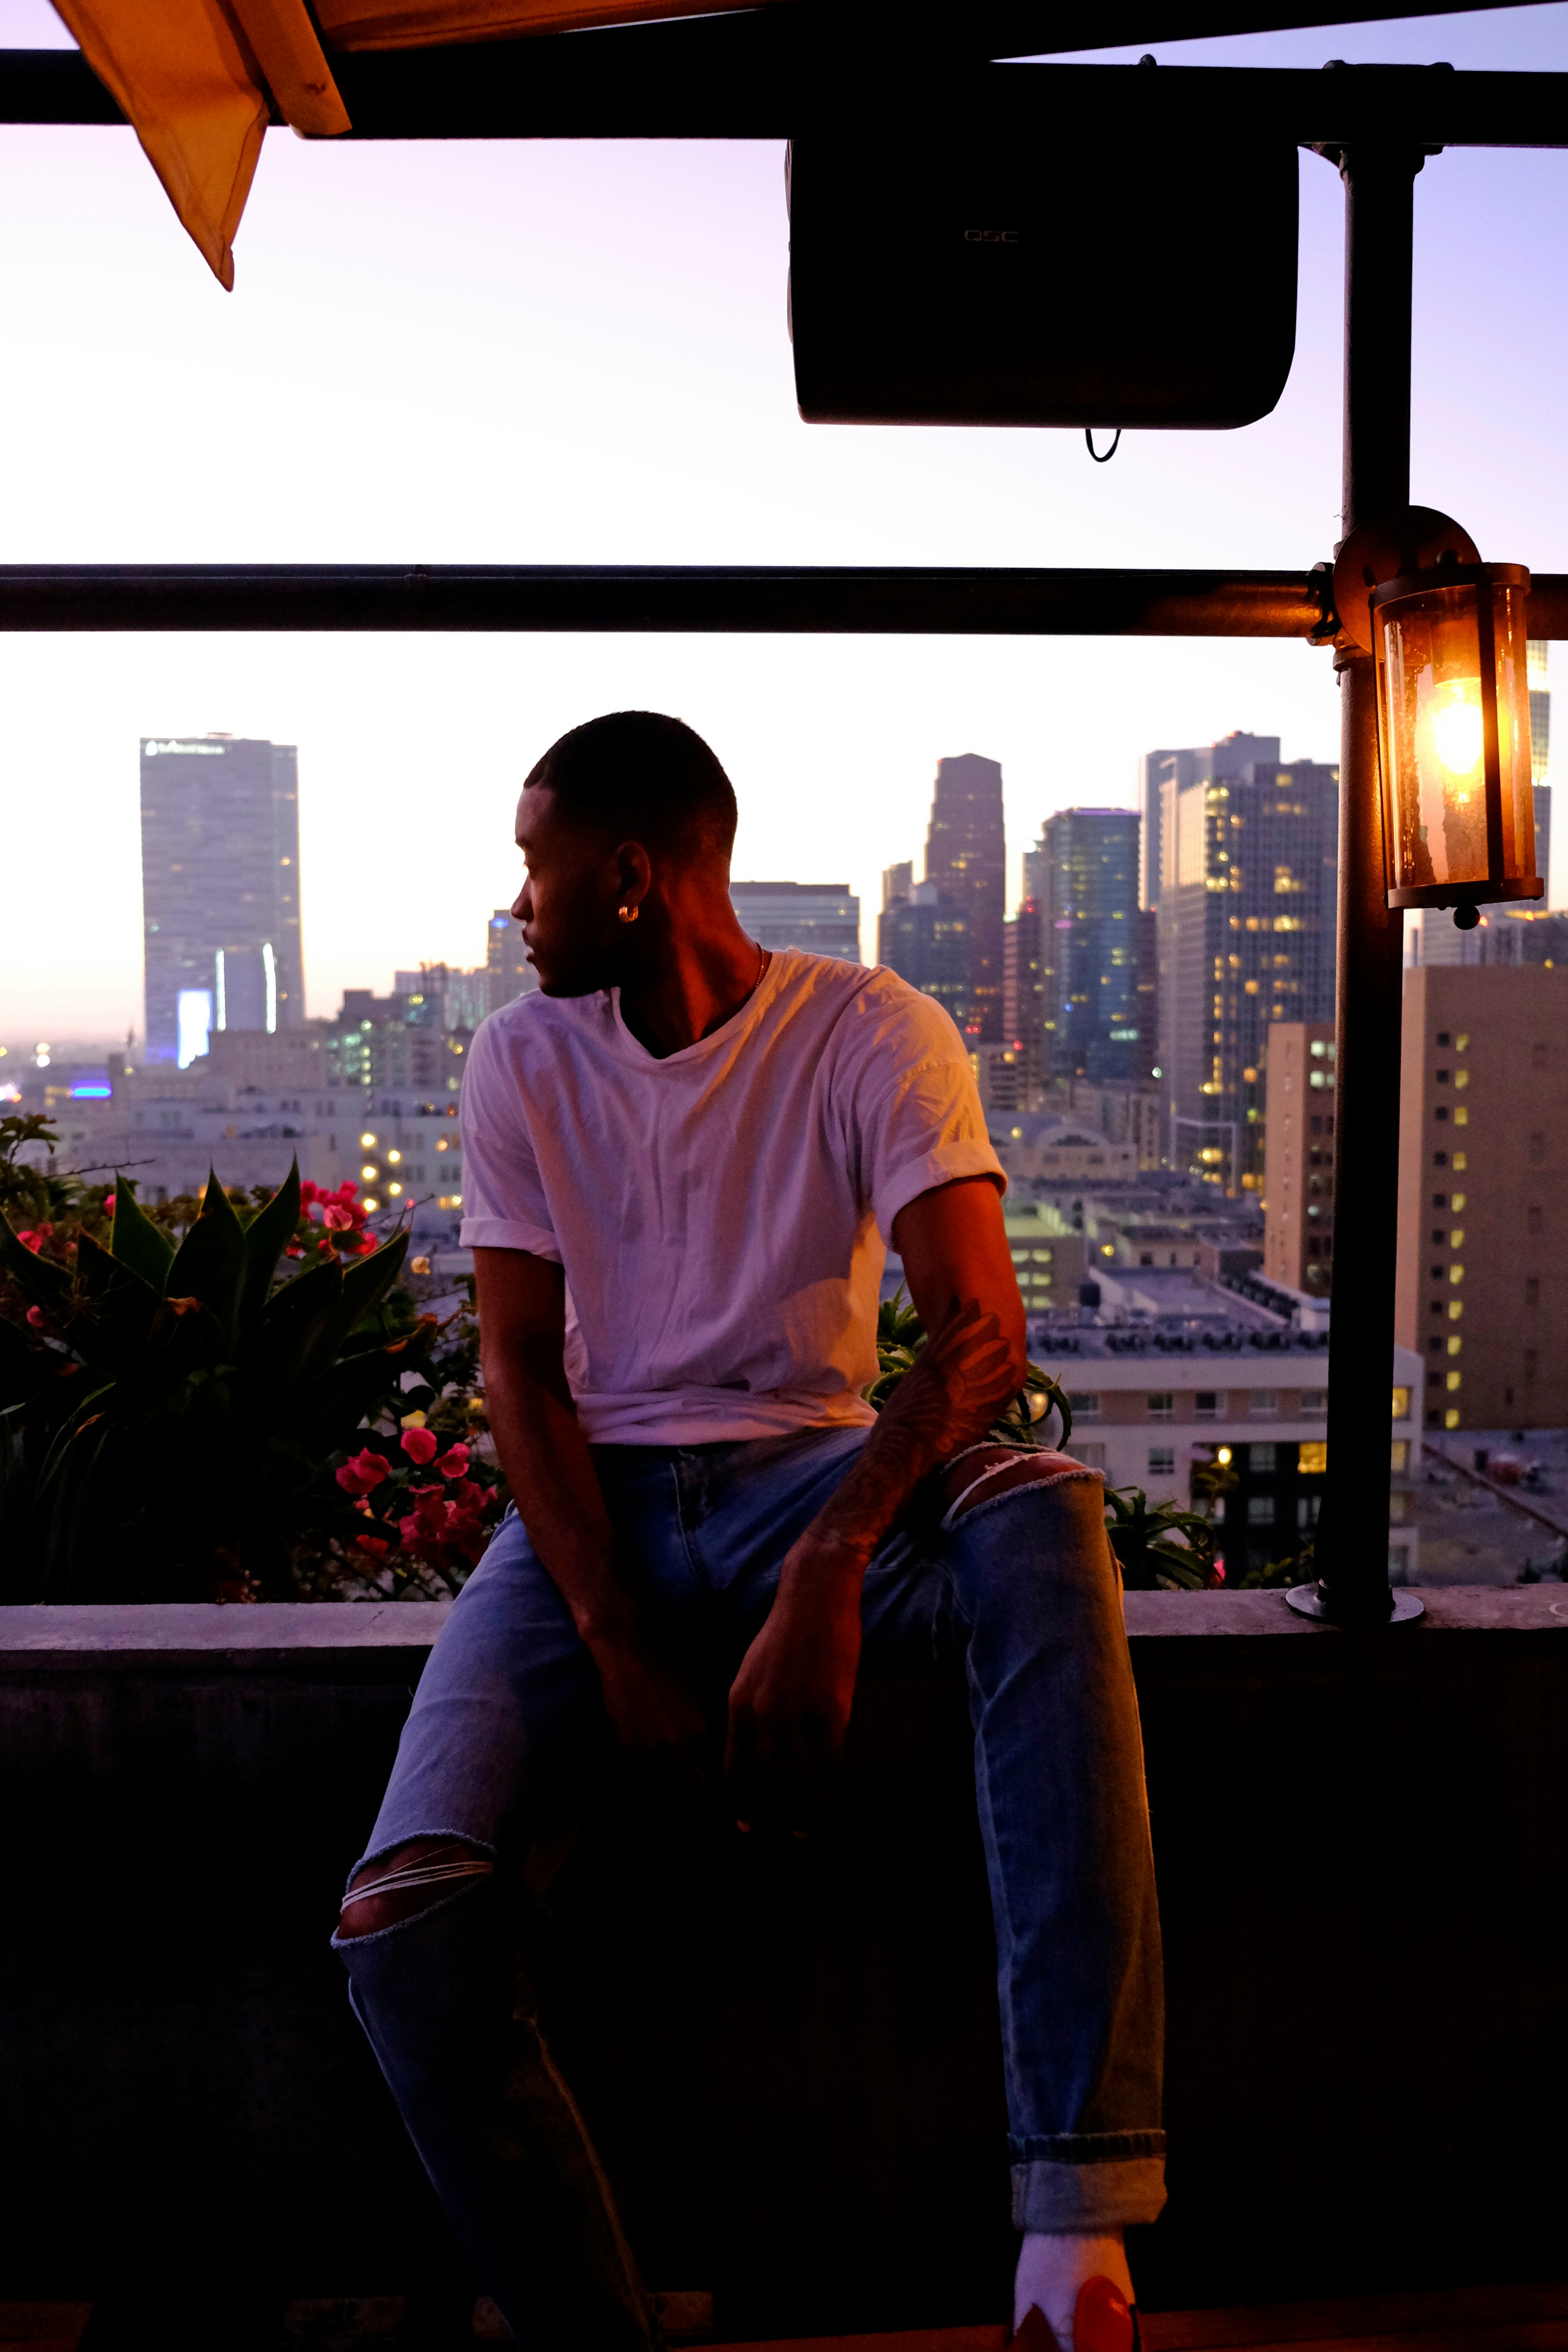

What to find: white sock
left=1012, top=2230, right=1133, bottom=2345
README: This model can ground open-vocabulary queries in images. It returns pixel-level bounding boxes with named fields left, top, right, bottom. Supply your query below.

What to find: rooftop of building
left=1024, top=1265, right=1333, bottom=1360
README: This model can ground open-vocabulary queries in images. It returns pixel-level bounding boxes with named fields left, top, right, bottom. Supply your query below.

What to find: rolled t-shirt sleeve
left=457, top=1012, right=562, bottom=1261
left=842, top=981, right=1007, bottom=1246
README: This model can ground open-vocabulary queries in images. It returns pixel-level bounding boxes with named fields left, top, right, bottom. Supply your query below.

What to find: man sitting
left=335, top=711, right=1164, bottom=2349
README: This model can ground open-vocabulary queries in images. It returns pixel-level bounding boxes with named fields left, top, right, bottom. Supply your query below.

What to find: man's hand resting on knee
left=724, top=1176, right=1025, bottom=1836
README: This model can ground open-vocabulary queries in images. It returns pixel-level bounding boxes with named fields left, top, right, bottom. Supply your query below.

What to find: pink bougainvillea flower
left=323, top=1203, right=355, bottom=1232
left=336, top=1447, right=392, bottom=1496
left=103, top=1194, right=116, bottom=1216
left=401, top=1426, right=439, bottom=1467
left=435, top=1444, right=470, bottom=1481
left=26, top=1305, right=46, bottom=1329
left=354, top=1534, right=391, bottom=1560
left=338, top=1180, right=357, bottom=1199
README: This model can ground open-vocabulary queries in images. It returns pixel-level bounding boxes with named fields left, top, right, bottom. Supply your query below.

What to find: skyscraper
left=877, top=884, right=969, bottom=1031
left=140, top=735, right=304, bottom=1066
left=1157, top=739, right=1338, bottom=1193
left=1395, top=965, right=1568, bottom=1428
left=485, top=908, right=538, bottom=1017
left=1263, top=1022, right=1336, bottom=1296
left=1142, top=735, right=1281, bottom=916
left=1038, top=808, right=1142, bottom=1081
left=730, top=881, right=861, bottom=959
left=1003, top=896, right=1044, bottom=1095
left=924, top=754, right=1006, bottom=1040
left=1529, top=637, right=1551, bottom=891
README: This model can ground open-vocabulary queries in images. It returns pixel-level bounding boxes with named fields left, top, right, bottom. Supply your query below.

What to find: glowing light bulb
left=361, top=1163, right=378, bottom=1181
left=360, top=1131, right=377, bottom=1147
left=1429, top=681, right=1484, bottom=777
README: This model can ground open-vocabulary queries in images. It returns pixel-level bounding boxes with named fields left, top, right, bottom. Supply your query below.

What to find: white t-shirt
left=459, top=948, right=1005, bottom=1446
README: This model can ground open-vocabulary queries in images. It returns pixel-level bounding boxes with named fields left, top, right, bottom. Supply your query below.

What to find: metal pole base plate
left=1286, top=1581, right=1425, bottom=1625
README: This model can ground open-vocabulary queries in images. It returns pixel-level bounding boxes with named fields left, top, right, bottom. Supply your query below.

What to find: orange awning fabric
left=50, top=0, right=751, bottom=289
left=53, top=0, right=351, bottom=288
left=315, top=0, right=744, bottom=49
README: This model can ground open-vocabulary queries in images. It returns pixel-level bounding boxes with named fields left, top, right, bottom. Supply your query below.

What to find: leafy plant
left=1101, top=1485, right=1221, bottom=1591
left=0, top=1161, right=439, bottom=1602
left=1239, top=1537, right=1313, bottom=1591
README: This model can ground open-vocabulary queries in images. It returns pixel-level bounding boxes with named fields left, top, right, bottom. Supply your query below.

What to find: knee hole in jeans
left=942, top=1447, right=1087, bottom=1520
left=337, top=1837, right=495, bottom=1940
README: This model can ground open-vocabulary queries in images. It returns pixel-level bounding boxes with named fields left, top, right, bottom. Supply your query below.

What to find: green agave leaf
left=291, top=1345, right=413, bottom=1448
left=237, top=1160, right=303, bottom=1328
left=35, top=1379, right=119, bottom=1498
left=72, top=1232, right=161, bottom=1370
left=238, top=1255, right=343, bottom=1389
left=0, top=1205, right=73, bottom=1306
left=143, top=1293, right=226, bottom=1381
left=110, top=1182, right=175, bottom=1291
left=165, top=1172, right=248, bottom=1347
left=318, top=1230, right=411, bottom=1363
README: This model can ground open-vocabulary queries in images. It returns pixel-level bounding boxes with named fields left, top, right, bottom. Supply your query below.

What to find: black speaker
left=787, top=127, right=1298, bottom=429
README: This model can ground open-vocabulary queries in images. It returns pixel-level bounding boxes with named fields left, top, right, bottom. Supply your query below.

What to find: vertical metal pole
left=1315, top=144, right=1424, bottom=1624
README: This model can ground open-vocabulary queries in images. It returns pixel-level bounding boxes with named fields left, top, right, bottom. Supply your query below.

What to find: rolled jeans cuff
left=1011, top=2140, right=1167, bottom=2232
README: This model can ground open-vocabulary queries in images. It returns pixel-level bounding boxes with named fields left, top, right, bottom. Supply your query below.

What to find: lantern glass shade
left=1372, top=562, right=1540, bottom=910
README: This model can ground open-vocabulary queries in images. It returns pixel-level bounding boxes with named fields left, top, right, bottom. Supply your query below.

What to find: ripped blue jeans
left=335, top=1426, right=1165, bottom=2345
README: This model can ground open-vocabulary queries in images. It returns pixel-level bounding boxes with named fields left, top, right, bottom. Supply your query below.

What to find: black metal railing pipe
left=0, top=564, right=1329, bottom=635
left=1316, top=139, right=1426, bottom=1626
left=0, top=563, right=1561, bottom=637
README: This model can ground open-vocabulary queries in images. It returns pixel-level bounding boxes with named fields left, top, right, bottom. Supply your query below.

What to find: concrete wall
left=0, top=1594, right=1564, bottom=2341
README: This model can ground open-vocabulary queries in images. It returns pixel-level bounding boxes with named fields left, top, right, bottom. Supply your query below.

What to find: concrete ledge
left=1, top=1585, right=1561, bottom=1666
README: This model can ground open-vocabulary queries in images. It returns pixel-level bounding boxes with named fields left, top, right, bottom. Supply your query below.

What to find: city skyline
left=1, top=4, right=1564, bottom=1040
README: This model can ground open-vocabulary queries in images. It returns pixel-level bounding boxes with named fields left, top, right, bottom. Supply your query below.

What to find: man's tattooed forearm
left=808, top=1300, right=1020, bottom=1559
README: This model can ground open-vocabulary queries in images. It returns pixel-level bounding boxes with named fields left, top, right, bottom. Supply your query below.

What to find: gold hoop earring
left=618, top=904, right=639, bottom=925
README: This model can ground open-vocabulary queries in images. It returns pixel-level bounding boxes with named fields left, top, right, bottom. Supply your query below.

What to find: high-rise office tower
left=1136, top=906, right=1159, bottom=1082
left=1002, top=899, right=1043, bottom=1102
left=1263, top=1023, right=1337, bottom=1296
left=1003, top=899, right=1043, bottom=1041
left=730, top=881, right=861, bottom=960
left=1142, top=735, right=1280, bottom=916
left=1396, top=965, right=1568, bottom=1428
left=485, top=909, right=539, bottom=1017
left=1529, top=638, right=1551, bottom=891
left=1156, top=738, right=1338, bottom=1193
left=877, top=883, right=969, bottom=1031
left=140, top=734, right=304, bottom=1066
left=1037, top=808, right=1141, bottom=1082
left=877, top=865, right=912, bottom=969
left=924, top=754, right=1005, bottom=1040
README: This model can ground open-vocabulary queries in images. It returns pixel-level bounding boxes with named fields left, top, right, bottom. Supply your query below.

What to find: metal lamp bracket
left=1331, top=505, right=1481, bottom=655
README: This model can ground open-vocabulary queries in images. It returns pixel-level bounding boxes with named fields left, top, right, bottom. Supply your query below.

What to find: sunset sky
left=0, top=0, right=1565, bottom=1040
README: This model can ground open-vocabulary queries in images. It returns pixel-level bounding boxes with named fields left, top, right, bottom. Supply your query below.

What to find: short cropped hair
left=525, top=711, right=738, bottom=859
